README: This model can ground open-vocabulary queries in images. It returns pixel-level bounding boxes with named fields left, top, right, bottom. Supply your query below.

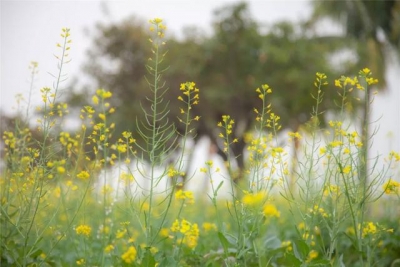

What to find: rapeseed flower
left=383, top=179, right=400, bottom=194
left=75, top=224, right=91, bottom=236
left=242, top=191, right=265, bottom=207
left=121, top=246, right=137, bottom=264
left=263, top=203, right=280, bottom=218
left=175, top=190, right=194, bottom=204
left=76, top=170, right=90, bottom=180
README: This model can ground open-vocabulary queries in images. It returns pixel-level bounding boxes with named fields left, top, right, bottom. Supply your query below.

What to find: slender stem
left=147, top=29, right=160, bottom=246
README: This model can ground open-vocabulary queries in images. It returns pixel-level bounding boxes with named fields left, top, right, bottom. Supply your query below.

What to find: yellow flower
left=366, top=77, right=378, bottom=85
left=117, top=144, right=127, bottom=153
left=342, top=165, right=351, bottom=174
left=306, top=250, right=318, bottom=263
left=57, top=166, right=66, bottom=174
left=175, top=190, right=194, bottom=204
left=96, top=89, right=112, bottom=99
left=389, top=151, right=400, bottom=161
left=334, top=79, right=342, bottom=88
left=242, top=192, right=265, bottom=207
left=170, top=219, right=180, bottom=232
left=104, top=244, right=114, bottom=253
left=75, top=224, right=91, bottom=236
left=116, top=229, right=127, bottom=239
left=76, top=170, right=90, bottom=180
left=76, top=259, right=85, bottom=265
left=169, top=219, right=199, bottom=248
left=281, top=240, right=292, bottom=252
left=362, top=222, right=377, bottom=237
left=98, top=113, right=106, bottom=121
left=383, top=179, right=400, bottom=194
left=362, top=68, right=371, bottom=75
left=202, top=222, right=217, bottom=232
left=159, top=228, right=169, bottom=237
left=180, top=219, right=191, bottom=234
left=121, top=246, right=137, bottom=264
left=92, top=95, right=99, bottom=105
left=263, top=203, right=280, bottom=218
left=150, top=18, right=163, bottom=24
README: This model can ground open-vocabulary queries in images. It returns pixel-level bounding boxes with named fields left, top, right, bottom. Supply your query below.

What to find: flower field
left=1, top=19, right=400, bottom=267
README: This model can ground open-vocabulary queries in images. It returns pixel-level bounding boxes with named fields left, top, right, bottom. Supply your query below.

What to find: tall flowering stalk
left=135, top=19, right=201, bottom=250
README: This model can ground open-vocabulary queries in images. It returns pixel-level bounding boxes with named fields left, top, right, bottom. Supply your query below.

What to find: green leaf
left=214, top=181, right=224, bottom=196
left=264, top=235, right=281, bottom=250
left=292, top=239, right=309, bottom=262
left=141, top=248, right=156, bottom=267
left=277, top=252, right=302, bottom=266
left=308, top=259, right=331, bottom=266
left=218, top=232, right=230, bottom=254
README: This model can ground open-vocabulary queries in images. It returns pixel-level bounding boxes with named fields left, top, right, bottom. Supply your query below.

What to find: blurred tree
left=310, top=0, right=400, bottom=85
left=83, top=18, right=150, bottom=140
left=196, top=2, right=264, bottom=177
left=198, top=3, right=355, bottom=181
left=75, top=2, right=363, bottom=184
left=309, top=0, right=400, bottom=184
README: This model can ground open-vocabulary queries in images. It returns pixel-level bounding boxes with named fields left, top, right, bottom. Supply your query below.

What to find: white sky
left=1, top=0, right=400, bottom=161
left=1, top=0, right=311, bottom=115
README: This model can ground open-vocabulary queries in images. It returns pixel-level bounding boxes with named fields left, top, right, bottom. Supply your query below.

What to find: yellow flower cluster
left=266, top=112, right=280, bottom=130
left=306, top=250, right=319, bottom=263
left=389, top=151, right=400, bottom=161
left=334, top=68, right=378, bottom=94
left=149, top=18, right=167, bottom=39
left=288, top=131, right=302, bottom=142
left=76, top=170, right=90, bottom=180
left=46, top=159, right=67, bottom=178
left=104, top=244, right=114, bottom=253
left=175, top=189, right=195, bottom=204
left=59, top=132, right=79, bottom=156
left=281, top=240, right=292, bottom=252
left=2, top=131, right=17, bottom=150
left=323, top=184, right=339, bottom=197
left=308, top=205, right=328, bottom=218
left=382, top=179, right=400, bottom=195
left=315, top=72, right=328, bottom=86
left=247, top=134, right=269, bottom=159
left=361, top=222, right=377, bottom=238
left=263, top=203, right=280, bottom=218
left=167, top=167, right=185, bottom=178
left=177, top=82, right=201, bottom=126
left=121, top=246, right=137, bottom=264
left=75, top=224, right=92, bottom=236
left=217, top=115, right=238, bottom=152
left=178, top=82, right=200, bottom=106
left=96, top=89, right=112, bottom=100
left=242, top=191, right=265, bottom=207
left=170, top=219, right=200, bottom=248
left=119, top=172, right=134, bottom=185
left=200, top=160, right=221, bottom=175
left=255, top=84, right=272, bottom=101
left=202, top=222, right=217, bottom=232
left=241, top=191, right=280, bottom=217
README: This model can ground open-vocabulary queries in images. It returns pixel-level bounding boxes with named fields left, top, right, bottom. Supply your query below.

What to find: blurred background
left=1, top=0, right=400, bottom=178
